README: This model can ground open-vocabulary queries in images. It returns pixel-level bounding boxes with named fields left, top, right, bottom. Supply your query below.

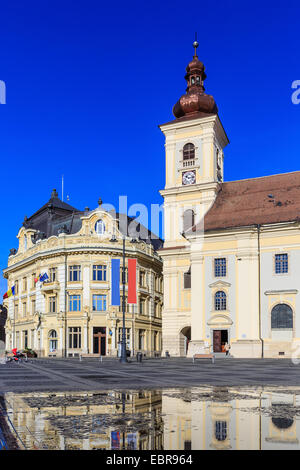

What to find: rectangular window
left=118, top=327, right=131, bottom=348
left=23, top=277, right=27, bottom=292
left=138, top=329, right=145, bottom=350
left=92, top=294, right=107, bottom=311
left=31, top=299, right=36, bottom=315
left=31, top=273, right=36, bottom=289
left=184, top=269, right=191, bottom=289
left=49, top=267, right=57, bottom=282
left=68, top=327, right=81, bottom=349
left=118, top=296, right=130, bottom=313
left=31, top=329, right=35, bottom=349
left=15, top=280, right=18, bottom=295
left=214, top=258, right=226, bottom=277
left=69, top=295, right=81, bottom=312
left=49, top=296, right=56, bottom=313
left=275, top=253, right=288, bottom=274
left=23, top=330, right=28, bottom=349
left=14, top=303, right=18, bottom=319
left=139, top=298, right=146, bottom=315
left=139, top=271, right=145, bottom=287
left=69, top=265, right=81, bottom=282
left=23, top=302, right=27, bottom=317
left=93, top=265, right=107, bottom=281
left=119, top=267, right=128, bottom=283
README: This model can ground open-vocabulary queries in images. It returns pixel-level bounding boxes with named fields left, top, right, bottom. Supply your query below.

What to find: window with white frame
left=92, top=294, right=107, bottom=311
left=95, top=219, right=105, bottom=235
left=93, top=265, right=107, bottom=281
left=69, top=295, right=81, bottom=312
left=275, top=254, right=288, bottom=274
left=215, top=291, right=227, bottom=311
left=68, top=327, right=81, bottom=348
left=214, top=258, right=226, bottom=277
left=69, top=265, right=81, bottom=282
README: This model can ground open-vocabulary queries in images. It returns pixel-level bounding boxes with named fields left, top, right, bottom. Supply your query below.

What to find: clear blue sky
left=0, top=0, right=299, bottom=292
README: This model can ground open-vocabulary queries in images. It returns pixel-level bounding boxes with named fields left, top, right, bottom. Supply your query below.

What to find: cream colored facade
left=3, top=207, right=163, bottom=358
left=159, top=112, right=300, bottom=358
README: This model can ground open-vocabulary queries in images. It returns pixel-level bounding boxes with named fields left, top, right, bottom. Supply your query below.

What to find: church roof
left=197, top=171, right=300, bottom=232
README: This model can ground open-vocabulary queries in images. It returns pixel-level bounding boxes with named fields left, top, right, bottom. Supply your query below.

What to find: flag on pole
left=3, top=285, right=15, bottom=299
left=39, top=272, right=49, bottom=283
left=111, top=259, right=120, bottom=306
left=128, top=259, right=137, bottom=304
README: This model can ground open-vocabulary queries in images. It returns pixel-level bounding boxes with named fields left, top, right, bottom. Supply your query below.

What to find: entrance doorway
left=93, top=327, right=106, bottom=355
left=179, top=327, right=191, bottom=356
left=213, top=330, right=228, bottom=353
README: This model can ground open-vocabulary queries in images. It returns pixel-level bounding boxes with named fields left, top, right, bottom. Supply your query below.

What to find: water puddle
left=1, top=386, right=300, bottom=450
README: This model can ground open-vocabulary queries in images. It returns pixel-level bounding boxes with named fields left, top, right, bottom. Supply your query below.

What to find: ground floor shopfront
left=5, top=313, right=162, bottom=358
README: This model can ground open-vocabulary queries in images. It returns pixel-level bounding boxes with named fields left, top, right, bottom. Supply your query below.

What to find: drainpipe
left=257, top=224, right=264, bottom=358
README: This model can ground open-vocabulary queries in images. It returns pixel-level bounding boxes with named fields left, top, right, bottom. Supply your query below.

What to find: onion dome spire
left=173, top=37, right=218, bottom=119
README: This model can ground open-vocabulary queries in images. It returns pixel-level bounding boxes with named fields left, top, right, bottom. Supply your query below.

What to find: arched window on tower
left=215, top=291, right=227, bottom=311
left=183, top=143, right=195, bottom=161
left=183, top=209, right=195, bottom=233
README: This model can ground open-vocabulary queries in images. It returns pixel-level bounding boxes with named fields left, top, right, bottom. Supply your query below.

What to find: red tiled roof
left=199, top=171, right=300, bottom=232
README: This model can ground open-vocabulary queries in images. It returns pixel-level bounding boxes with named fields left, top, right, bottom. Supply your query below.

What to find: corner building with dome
left=158, top=42, right=300, bottom=358
left=3, top=190, right=163, bottom=357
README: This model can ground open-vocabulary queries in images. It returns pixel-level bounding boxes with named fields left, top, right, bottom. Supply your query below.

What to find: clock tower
left=159, top=40, right=229, bottom=248
left=158, top=41, right=229, bottom=356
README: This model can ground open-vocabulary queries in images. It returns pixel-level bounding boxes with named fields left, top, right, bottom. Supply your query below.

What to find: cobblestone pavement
left=1, top=357, right=300, bottom=392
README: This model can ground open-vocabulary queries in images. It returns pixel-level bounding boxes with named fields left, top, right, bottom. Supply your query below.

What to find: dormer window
left=196, top=76, right=200, bottom=84
left=191, top=76, right=195, bottom=85
left=24, top=235, right=27, bottom=250
left=183, top=143, right=195, bottom=161
left=95, top=219, right=105, bottom=235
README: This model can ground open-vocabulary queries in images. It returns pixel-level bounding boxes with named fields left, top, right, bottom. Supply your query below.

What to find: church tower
left=159, top=41, right=229, bottom=356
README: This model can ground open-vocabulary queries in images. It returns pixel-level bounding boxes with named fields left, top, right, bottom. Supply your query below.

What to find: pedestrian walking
left=224, top=342, right=230, bottom=356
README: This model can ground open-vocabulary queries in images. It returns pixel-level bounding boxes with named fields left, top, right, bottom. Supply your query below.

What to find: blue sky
left=0, top=0, right=299, bottom=292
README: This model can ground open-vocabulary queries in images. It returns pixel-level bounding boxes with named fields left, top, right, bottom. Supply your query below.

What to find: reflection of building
left=159, top=41, right=300, bottom=358
left=3, top=191, right=163, bottom=357
left=3, top=390, right=163, bottom=450
left=162, top=387, right=300, bottom=450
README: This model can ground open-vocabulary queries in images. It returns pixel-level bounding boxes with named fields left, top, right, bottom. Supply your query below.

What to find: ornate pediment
left=207, top=313, right=233, bottom=326
left=208, top=280, right=231, bottom=289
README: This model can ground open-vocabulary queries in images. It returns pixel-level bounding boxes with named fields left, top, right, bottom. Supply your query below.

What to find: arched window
left=271, top=304, right=293, bottom=329
left=49, top=330, right=58, bottom=352
left=183, top=143, right=195, bottom=161
left=95, top=219, right=105, bottom=235
left=215, top=291, right=227, bottom=311
left=183, top=209, right=195, bottom=233
left=272, top=417, right=294, bottom=429
left=24, top=235, right=27, bottom=251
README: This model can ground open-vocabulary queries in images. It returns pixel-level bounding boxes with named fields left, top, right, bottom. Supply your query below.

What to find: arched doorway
left=179, top=327, right=191, bottom=356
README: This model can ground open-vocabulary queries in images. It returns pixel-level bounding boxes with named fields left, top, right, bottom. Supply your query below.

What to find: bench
left=192, top=353, right=215, bottom=364
left=79, top=354, right=103, bottom=362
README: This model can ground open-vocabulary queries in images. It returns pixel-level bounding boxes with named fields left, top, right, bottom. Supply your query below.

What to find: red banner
left=128, top=259, right=137, bottom=304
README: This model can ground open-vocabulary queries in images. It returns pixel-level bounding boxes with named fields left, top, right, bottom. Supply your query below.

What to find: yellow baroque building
left=158, top=42, right=300, bottom=358
left=3, top=190, right=163, bottom=357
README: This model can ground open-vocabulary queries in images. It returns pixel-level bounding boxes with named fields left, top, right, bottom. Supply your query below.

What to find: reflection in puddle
left=1, top=387, right=300, bottom=449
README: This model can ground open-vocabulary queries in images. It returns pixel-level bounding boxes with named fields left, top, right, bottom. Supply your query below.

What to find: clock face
left=182, top=171, right=196, bottom=185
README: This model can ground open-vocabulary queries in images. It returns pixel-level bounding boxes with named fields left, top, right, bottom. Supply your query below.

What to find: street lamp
left=110, top=234, right=138, bottom=363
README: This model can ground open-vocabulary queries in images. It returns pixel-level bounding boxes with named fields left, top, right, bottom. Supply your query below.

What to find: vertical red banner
left=128, top=259, right=137, bottom=304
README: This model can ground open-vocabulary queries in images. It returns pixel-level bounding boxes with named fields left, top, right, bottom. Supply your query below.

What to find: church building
left=158, top=41, right=300, bottom=358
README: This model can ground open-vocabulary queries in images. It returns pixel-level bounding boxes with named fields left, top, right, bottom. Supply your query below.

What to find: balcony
left=178, top=158, right=199, bottom=171
left=41, top=281, right=60, bottom=293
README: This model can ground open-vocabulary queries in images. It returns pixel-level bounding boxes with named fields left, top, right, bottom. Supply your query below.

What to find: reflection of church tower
left=158, top=41, right=229, bottom=356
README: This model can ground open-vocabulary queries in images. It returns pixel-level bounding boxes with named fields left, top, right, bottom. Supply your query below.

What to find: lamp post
left=110, top=233, right=138, bottom=364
